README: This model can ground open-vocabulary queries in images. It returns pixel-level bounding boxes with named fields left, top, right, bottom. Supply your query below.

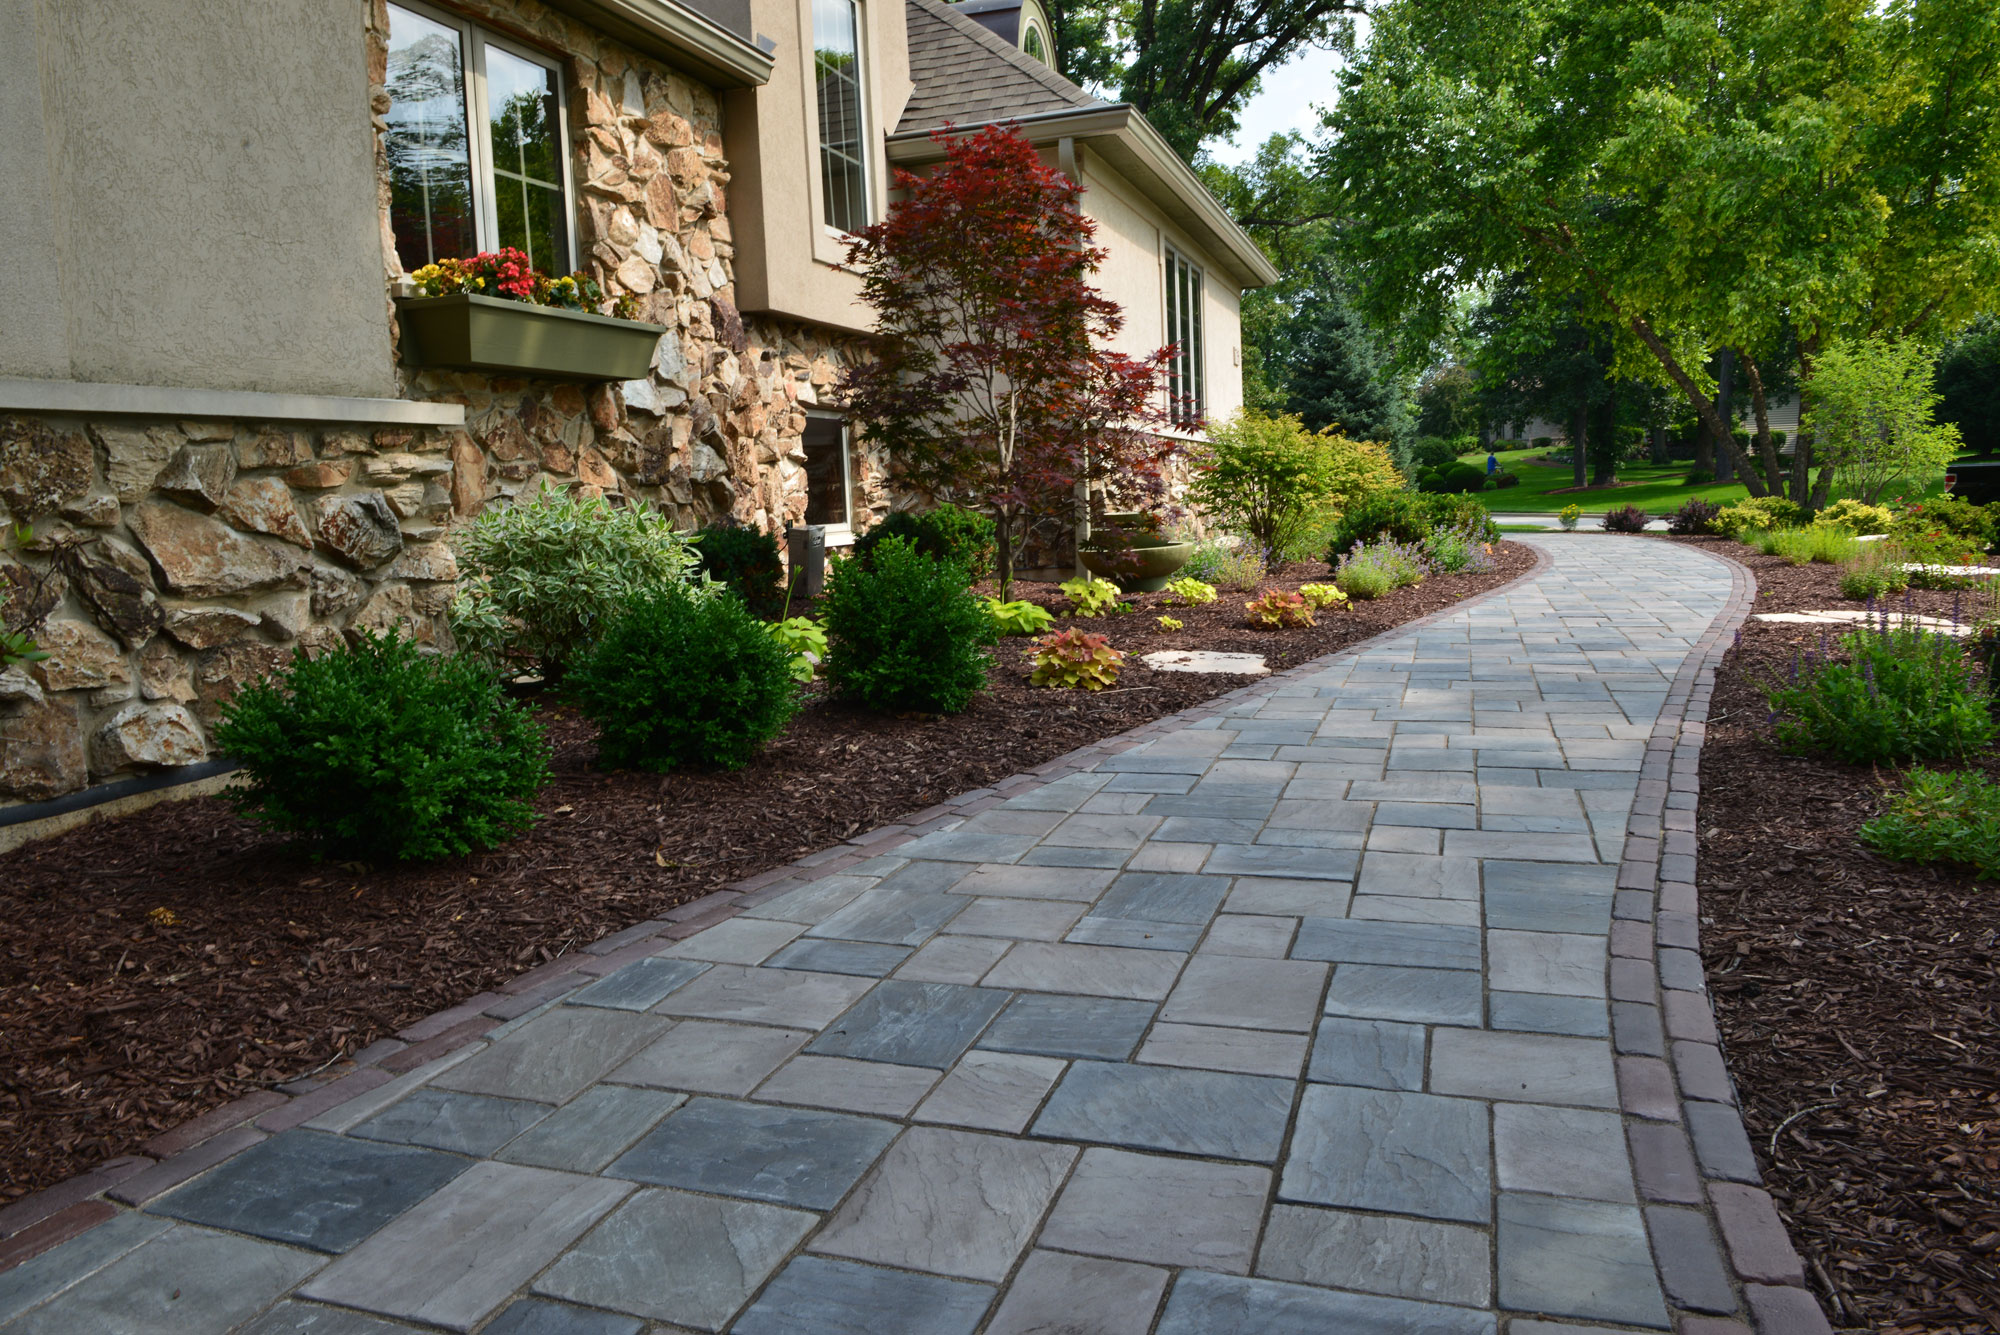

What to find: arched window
left=1022, top=23, right=1048, bottom=63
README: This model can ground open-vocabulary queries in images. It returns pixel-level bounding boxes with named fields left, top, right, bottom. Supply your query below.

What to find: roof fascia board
left=539, top=0, right=774, bottom=87
left=886, top=105, right=1279, bottom=287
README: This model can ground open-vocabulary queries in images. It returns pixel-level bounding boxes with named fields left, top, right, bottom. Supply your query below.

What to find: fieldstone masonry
left=0, top=0, right=893, bottom=807
left=0, top=536, right=1832, bottom=1333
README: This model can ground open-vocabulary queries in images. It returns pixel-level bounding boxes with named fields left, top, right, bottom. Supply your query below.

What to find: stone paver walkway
left=0, top=536, right=1744, bottom=1334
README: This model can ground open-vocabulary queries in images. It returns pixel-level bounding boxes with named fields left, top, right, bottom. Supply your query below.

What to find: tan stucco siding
left=8, top=0, right=395, bottom=396
left=1077, top=151, right=1245, bottom=428
left=0, top=0, right=68, bottom=381
left=725, top=0, right=913, bottom=332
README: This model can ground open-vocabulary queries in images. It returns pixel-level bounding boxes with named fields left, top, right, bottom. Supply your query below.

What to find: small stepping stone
left=1141, top=651, right=1269, bottom=676
left=1752, top=610, right=1973, bottom=636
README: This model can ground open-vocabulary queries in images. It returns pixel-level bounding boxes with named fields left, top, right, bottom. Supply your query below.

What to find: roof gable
left=898, top=0, right=1106, bottom=135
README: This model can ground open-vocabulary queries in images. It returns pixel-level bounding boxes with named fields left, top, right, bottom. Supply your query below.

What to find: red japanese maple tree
left=837, top=124, right=1178, bottom=599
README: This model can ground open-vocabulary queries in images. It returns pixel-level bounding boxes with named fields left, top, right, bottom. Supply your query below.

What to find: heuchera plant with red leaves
left=836, top=125, right=1179, bottom=599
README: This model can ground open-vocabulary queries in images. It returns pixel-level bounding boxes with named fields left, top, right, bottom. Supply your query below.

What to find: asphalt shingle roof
left=897, top=0, right=1110, bottom=136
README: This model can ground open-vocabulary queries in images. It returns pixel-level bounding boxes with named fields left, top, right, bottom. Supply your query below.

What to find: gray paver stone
left=609, top=1020, right=810, bottom=1095
left=1257, top=1203, right=1491, bottom=1306
left=1486, top=929, right=1607, bottom=997
left=1323, top=964, right=1482, bottom=1025
left=497, top=1085, right=685, bottom=1173
left=755, top=1054, right=940, bottom=1115
left=732, top=1255, right=993, bottom=1335
left=1138, top=1022, right=1308, bottom=1078
left=1490, top=991, right=1609, bottom=1036
left=1037, top=1147, right=1270, bottom=1272
left=480, top=1298, right=642, bottom=1335
left=1429, top=1027, right=1619, bottom=1108
left=808, top=979, right=1010, bottom=1068
left=812, top=1126, right=1076, bottom=1280
left=568, top=957, right=709, bottom=1010
left=7, top=1225, right=323, bottom=1335
left=896, top=935, right=1013, bottom=983
left=531, top=1186, right=814, bottom=1330
left=606, top=1097, right=897, bottom=1210
left=1281, top=1084, right=1490, bottom=1222
left=1494, top=1103, right=1636, bottom=1203
left=299, top=1161, right=628, bottom=1331
left=982, top=942, right=1186, bottom=1000
left=433, top=1007, right=670, bottom=1104
left=236, top=1302, right=428, bottom=1333
left=1160, top=954, right=1327, bottom=1033
left=351, top=1088, right=549, bottom=1157
left=1292, top=917, right=1481, bottom=969
left=1496, top=1193, right=1669, bottom=1329
left=983, top=1251, right=1169, bottom=1335
left=1306, top=1016, right=1427, bottom=1090
left=977, top=992, right=1157, bottom=1061
left=1156, top=1271, right=1496, bottom=1335
left=763, top=938, right=912, bottom=977
left=652, top=962, right=875, bottom=1028
left=1033, top=1061, right=1294, bottom=1162
left=148, top=1130, right=468, bottom=1253
left=914, top=1050, right=1067, bottom=1133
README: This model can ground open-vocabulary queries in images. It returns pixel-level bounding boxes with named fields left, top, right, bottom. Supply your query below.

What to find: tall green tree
left=1936, top=316, right=2000, bottom=457
left=1048, top=2, right=1362, bottom=159
left=1319, top=0, right=2000, bottom=504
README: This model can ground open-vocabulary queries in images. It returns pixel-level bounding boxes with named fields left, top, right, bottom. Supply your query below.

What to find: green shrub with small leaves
left=1030, top=628, right=1124, bottom=689
left=852, top=504, right=997, bottom=582
left=1860, top=768, right=2000, bottom=880
left=214, top=631, right=550, bottom=863
left=983, top=598, right=1055, bottom=636
left=1813, top=499, right=1894, bottom=534
left=1059, top=574, right=1126, bottom=618
left=1764, top=620, right=1995, bottom=764
left=1713, top=496, right=1806, bottom=539
left=1180, top=542, right=1264, bottom=590
left=1325, top=491, right=1497, bottom=560
left=693, top=519, right=786, bottom=618
left=570, top=586, right=799, bottom=771
left=1163, top=576, right=1218, bottom=606
left=450, top=487, right=707, bottom=675
left=823, top=537, right=995, bottom=713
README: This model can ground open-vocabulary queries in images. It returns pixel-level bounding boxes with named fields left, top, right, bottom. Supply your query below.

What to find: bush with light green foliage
left=1713, top=496, right=1806, bottom=540
left=215, top=631, right=550, bottom=863
left=1189, top=410, right=1402, bottom=560
left=1813, top=499, right=1894, bottom=534
left=1837, top=541, right=1913, bottom=600
left=1752, top=526, right=1860, bottom=566
left=1806, top=336, right=1963, bottom=503
left=450, top=487, right=707, bottom=675
left=1059, top=574, right=1126, bottom=617
left=1860, top=768, right=2000, bottom=881
left=822, top=537, right=994, bottom=714
left=1163, top=576, right=1218, bottom=606
left=767, top=616, right=828, bottom=681
left=571, top=586, right=799, bottom=770
left=983, top=598, right=1054, bottom=636
left=1298, top=583, right=1349, bottom=610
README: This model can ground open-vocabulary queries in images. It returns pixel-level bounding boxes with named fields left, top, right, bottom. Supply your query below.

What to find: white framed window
left=803, top=413, right=860, bottom=536
left=1165, top=246, right=1205, bottom=428
left=385, top=1, right=577, bottom=273
left=813, top=0, right=870, bottom=235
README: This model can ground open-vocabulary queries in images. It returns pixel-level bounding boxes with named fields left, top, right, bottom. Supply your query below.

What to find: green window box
left=394, top=293, right=661, bottom=380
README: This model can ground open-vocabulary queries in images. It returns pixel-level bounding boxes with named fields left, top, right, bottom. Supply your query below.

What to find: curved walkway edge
left=1605, top=542, right=1833, bottom=1335
left=0, top=537, right=1834, bottom=1335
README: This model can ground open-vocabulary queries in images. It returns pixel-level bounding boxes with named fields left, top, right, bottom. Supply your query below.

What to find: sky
left=1210, top=44, right=1343, bottom=165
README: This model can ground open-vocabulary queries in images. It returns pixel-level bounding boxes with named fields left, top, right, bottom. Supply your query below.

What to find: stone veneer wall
left=0, top=0, right=889, bottom=809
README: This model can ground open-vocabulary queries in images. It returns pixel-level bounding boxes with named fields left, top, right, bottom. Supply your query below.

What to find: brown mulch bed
left=0, top=542, right=1535, bottom=1204
left=1667, top=535, right=2000, bottom=1332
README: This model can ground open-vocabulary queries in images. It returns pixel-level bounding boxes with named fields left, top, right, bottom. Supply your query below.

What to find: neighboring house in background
left=0, top=0, right=1268, bottom=809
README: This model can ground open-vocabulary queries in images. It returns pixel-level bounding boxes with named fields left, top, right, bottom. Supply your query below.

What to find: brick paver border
left=1610, top=541, right=1833, bottom=1335
left=2, top=538, right=1832, bottom=1335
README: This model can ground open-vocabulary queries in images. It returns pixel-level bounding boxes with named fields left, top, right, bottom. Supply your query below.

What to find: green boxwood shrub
left=450, top=487, right=705, bottom=675
left=823, top=536, right=995, bottom=713
left=569, top=586, right=798, bottom=771
left=851, top=504, right=998, bottom=582
left=1326, top=491, right=1499, bottom=559
left=214, top=632, right=550, bottom=863
left=1713, top=495, right=1805, bottom=538
left=694, top=519, right=785, bottom=617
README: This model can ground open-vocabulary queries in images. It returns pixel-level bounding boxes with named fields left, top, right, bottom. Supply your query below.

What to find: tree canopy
left=1316, top=0, right=2000, bottom=501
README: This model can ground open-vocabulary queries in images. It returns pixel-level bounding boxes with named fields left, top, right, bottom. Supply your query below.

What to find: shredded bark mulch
left=1668, top=535, right=2000, bottom=1333
left=0, top=542, right=1534, bottom=1204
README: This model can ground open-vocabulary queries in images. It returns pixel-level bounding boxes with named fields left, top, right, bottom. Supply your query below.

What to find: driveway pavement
left=0, top=536, right=1757, bottom=1335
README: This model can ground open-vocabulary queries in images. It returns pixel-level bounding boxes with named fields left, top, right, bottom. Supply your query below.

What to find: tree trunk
left=1741, top=352, right=1789, bottom=501
left=1648, top=426, right=1669, bottom=466
left=995, top=508, right=1015, bottom=603
left=1713, top=349, right=1736, bottom=483
left=1571, top=399, right=1588, bottom=490
left=1590, top=390, right=1618, bottom=487
left=1622, top=315, right=1768, bottom=496
left=1790, top=336, right=1821, bottom=508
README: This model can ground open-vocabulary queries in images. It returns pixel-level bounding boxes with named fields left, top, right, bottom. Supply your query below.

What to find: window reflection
left=814, top=0, right=868, bottom=234
left=486, top=47, right=568, bottom=270
left=386, top=4, right=475, bottom=267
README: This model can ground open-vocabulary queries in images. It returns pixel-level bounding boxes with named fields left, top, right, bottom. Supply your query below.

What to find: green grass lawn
left=1466, top=447, right=1753, bottom=514
left=1462, top=446, right=1951, bottom=514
